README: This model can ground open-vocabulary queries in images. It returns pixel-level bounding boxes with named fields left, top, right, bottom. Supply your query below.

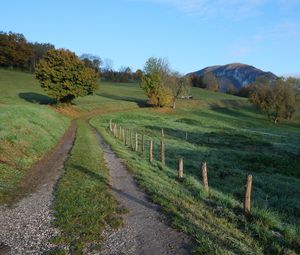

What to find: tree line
left=189, top=69, right=300, bottom=123
left=0, top=31, right=142, bottom=82
left=0, top=31, right=55, bottom=72
left=2, top=31, right=299, bottom=122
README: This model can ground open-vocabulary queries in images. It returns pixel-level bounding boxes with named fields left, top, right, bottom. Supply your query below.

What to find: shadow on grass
left=97, top=92, right=149, bottom=108
left=72, top=163, right=108, bottom=184
left=145, top=125, right=273, bottom=152
left=74, top=163, right=158, bottom=211
left=19, top=92, right=55, bottom=105
left=210, top=104, right=256, bottom=119
left=144, top=124, right=300, bottom=180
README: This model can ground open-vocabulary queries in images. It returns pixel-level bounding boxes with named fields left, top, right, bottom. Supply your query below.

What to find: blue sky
left=1, top=0, right=300, bottom=76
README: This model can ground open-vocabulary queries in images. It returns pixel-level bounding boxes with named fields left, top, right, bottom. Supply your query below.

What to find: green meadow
left=0, top=69, right=69, bottom=202
left=91, top=83, right=300, bottom=254
left=1, top=69, right=299, bottom=254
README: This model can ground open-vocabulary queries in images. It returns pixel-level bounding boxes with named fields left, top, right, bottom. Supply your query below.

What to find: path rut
left=95, top=130, right=193, bottom=255
left=0, top=122, right=76, bottom=255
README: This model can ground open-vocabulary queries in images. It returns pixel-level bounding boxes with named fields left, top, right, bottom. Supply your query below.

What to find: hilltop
left=189, top=63, right=277, bottom=91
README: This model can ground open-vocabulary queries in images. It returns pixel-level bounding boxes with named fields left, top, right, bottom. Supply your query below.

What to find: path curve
left=0, top=122, right=76, bottom=255
left=95, top=129, right=193, bottom=255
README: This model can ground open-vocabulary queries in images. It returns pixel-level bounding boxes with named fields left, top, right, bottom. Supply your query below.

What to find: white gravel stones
left=0, top=183, right=61, bottom=254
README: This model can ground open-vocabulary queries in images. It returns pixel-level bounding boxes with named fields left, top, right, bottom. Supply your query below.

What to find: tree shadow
left=19, top=92, right=56, bottom=105
left=208, top=102, right=259, bottom=120
left=97, top=92, right=149, bottom=108
left=73, top=163, right=160, bottom=211
left=143, top=124, right=300, bottom=178
left=144, top=125, right=272, bottom=151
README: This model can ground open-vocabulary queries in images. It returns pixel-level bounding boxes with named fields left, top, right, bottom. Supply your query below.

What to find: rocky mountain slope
left=190, top=63, right=277, bottom=91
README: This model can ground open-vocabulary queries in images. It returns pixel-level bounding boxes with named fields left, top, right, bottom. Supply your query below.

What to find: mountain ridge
left=189, top=63, right=277, bottom=91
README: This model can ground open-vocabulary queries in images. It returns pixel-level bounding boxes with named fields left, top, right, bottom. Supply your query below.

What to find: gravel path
left=95, top=130, right=193, bottom=255
left=0, top=123, right=76, bottom=255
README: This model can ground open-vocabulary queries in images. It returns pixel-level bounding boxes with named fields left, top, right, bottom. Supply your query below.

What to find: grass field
left=1, top=69, right=299, bottom=254
left=91, top=93, right=300, bottom=254
left=51, top=120, right=123, bottom=254
left=0, top=69, right=70, bottom=203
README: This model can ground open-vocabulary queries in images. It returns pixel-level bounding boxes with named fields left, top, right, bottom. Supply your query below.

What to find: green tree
left=140, top=57, right=172, bottom=107
left=249, top=77, right=299, bottom=123
left=144, top=57, right=169, bottom=74
left=35, top=49, right=99, bottom=104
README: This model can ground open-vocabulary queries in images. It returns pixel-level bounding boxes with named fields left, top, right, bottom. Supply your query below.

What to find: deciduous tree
left=35, top=49, right=99, bottom=104
left=167, top=73, right=191, bottom=109
left=202, top=71, right=219, bottom=92
left=0, top=31, right=33, bottom=70
left=80, top=54, right=102, bottom=73
left=140, top=57, right=172, bottom=107
left=249, top=77, right=299, bottom=123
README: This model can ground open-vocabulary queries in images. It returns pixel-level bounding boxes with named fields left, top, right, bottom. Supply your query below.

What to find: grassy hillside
left=1, top=69, right=299, bottom=254
left=90, top=89, right=300, bottom=254
left=0, top=69, right=70, bottom=203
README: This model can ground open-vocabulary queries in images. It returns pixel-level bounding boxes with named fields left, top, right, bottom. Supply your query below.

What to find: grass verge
left=51, top=120, right=122, bottom=254
left=0, top=105, right=69, bottom=203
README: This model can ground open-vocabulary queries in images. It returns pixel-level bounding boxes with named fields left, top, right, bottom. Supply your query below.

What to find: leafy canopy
left=249, top=77, right=300, bottom=123
left=35, top=49, right=99, bottom=104
left=141, top=57, right=191, bottom=108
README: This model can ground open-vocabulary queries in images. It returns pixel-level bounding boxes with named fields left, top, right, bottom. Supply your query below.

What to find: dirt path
left=95, top=129, right=193, bottom=255
left=0, top=122, right=76, bottom=255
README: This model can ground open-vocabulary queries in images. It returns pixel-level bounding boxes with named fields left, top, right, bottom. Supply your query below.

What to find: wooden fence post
left=161, top=128, right=165, bottom=165
left=201, top=161, right=209, bottom=192
left=122, top=128, right=125, bottom=143
left=149, top=140, right=153, bottom=162
left=142, top=134, right=145, bottom=155
left=119, top=126, right=122, bottom=140
left=135, top=132, right=138, bottom=152
left=125, top=128, right=127, bottom=146
left=114, top=124, right=117, bottom=137
left=185, top=131, right=188, bottom=140
left=244, top=174, right=253, bottom=216
left=109, top=119, right=112, bottom=132
left=130, top=130, right=133, bottom=149
left=178, top=158, right=183, bottom=179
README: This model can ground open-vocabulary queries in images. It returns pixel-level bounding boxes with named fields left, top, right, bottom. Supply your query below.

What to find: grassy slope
left=91, top=84, right=300, bottom=254
left=2, top=69, right=299, bottom=254
left=0, top=69, right=69, bottom=202
left=73, top=81, right=146, bottom=112
left=51, top=120, right=122, bottom=254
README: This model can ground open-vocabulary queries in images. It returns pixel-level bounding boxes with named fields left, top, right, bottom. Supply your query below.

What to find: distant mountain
left=189, top=63, right=277, bottom=92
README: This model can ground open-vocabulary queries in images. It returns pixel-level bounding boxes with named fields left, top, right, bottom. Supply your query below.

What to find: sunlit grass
left=52, top=120, right=122, bottom=254
left=0, top=69, right=69, bottom=202
left=91, top=106, right=300, bottom=254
